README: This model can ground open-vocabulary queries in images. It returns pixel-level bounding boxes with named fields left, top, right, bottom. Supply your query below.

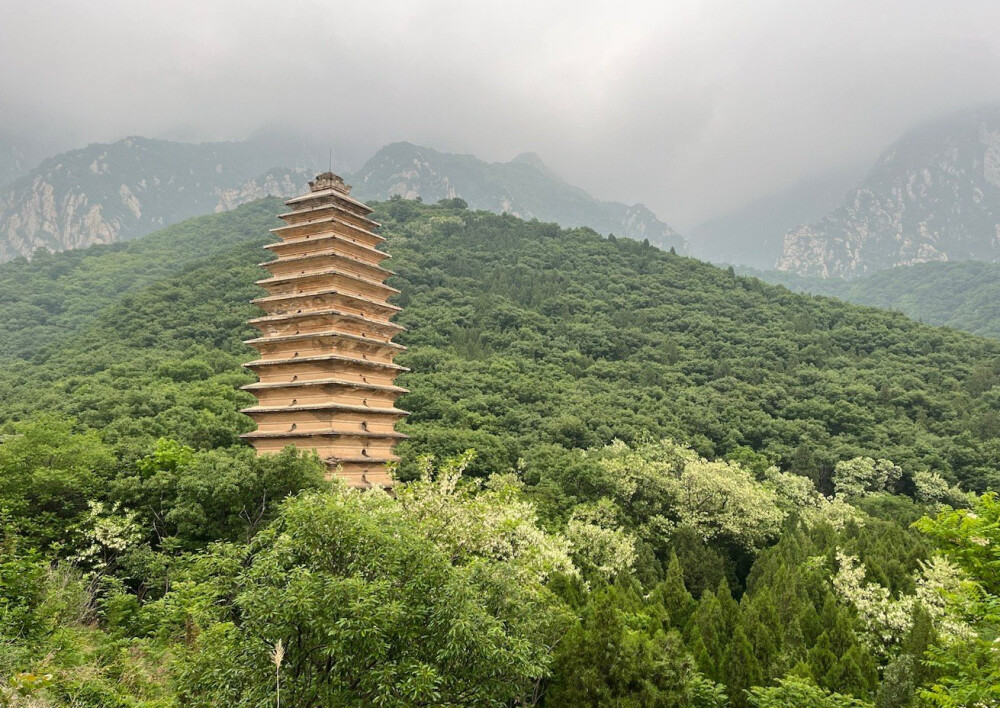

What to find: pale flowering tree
left=564, top=499, right=636, bottom=581
left=765, top=467, right=865, bottom=530
left=832, top=551, right=975, bottom=659
left=764, top=467, right=819, bottom=510
left=392, top=451, right=577, bottom=585
left=594, top=439, right=786, bottom=551
left=911, top=469, right=969, bottom=508
left=70, top=500, right=144, bottom=573
left=833, top=457, right=903, bottom=499
left=803, top=496, right=866, bottom=531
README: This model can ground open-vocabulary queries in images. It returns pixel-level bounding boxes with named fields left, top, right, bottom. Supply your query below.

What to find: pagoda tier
left=241, top=172, right=407, bottom=488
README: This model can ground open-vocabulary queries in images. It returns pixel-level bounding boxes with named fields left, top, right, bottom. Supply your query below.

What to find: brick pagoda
left=241, top=173, right=408, bottom=487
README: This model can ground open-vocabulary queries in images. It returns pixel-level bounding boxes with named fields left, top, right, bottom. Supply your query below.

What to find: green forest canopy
left=1, top=197, right=998, bottom=490
left=1, top=198, right=999, bottom=706
left=750, top=260, right=1000, bottom=341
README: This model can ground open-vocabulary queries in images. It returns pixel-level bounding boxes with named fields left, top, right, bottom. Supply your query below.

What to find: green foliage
left=173, top=481, right=569, bottom=707
left=547, top=583, right=726, bottom=707
left=754, top=260, right=1000, bottom=340
left=748, top=676, right=875, bottom=707
left=1, top=198, right=999, bottom=703
left=0, top=198, right=283, bottom=361
left=0, top=417, right=115, bottom=549
left=2, top=199, right=999, bottom=494
left=585, top=439, right=786, bottom=552
left=912, top=493, right=1000, bottom=707
left=914, top=492, right=1000, bottom=594
left=111, top=440, right=328, bottom=549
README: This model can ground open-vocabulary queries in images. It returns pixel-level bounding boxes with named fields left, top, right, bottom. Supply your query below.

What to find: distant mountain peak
left=510, top=151, right=545, bottom=168
left=350, top=143, right=686, bottom=252
left=0, top=135, right=318, bottom=263
left=776, top=105, right=1000, bottom=278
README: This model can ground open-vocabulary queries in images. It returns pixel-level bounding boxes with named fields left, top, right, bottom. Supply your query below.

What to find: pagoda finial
left=309, top=172, right=351, bottom=195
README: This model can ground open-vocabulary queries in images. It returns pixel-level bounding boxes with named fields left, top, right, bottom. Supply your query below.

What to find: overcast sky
left=3, top=0, right=1000, bottom=228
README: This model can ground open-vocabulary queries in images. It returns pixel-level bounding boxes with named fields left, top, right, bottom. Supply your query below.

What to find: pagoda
left=241, top=172, right=408, bottom=488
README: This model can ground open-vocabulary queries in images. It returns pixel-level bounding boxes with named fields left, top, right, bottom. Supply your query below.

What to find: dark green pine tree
left=902, top=602, right=939, bottom=689
left=823, top=644, right=878, bottom=701
left=685, top=590, right=728, bottom=681
left=651, top=551, right=697, bottom=631
left=797, top=599, right=824, bottom=648
left=671, top=526, right=730, bottom=597
left=820, top=593, right=857, bottom=658
left=743, top=591, right=782, bottom=679
left=806, top=632, right=839, bottom=686
left=876, top=655, right=916, bottom=708
left=686, top=627, right=716, bottom=681
left=547, top=588, right=635, bottom=706
left=716, top=579, right=740, bottom=637
left=723, top=625, right=764, bottom=708
left=548, top=585, right=717, bottom=707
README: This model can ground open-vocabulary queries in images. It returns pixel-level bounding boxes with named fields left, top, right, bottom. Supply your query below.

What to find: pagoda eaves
left=241, top=172, right=407, bottom=488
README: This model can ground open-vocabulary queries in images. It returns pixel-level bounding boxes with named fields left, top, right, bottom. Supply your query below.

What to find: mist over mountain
left=0, top=131, right=55, bottom=188
left=689, top=167, right=862, bottom=269
left=777, top=106, right=1000, bottom=278
left=0, top=137, right=690, bottom=263
left=350, top=142, right=687, bottom=252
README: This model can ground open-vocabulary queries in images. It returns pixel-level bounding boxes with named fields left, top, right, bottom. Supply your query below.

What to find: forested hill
left=3, top=198, right=1000, bottom=705
left=0, top=200, right=283, bottom=360
left=1, top=197, right=998, bottom=491
left=749, top=260, right=1000, bottom=340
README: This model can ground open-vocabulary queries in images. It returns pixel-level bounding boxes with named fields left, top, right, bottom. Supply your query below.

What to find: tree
left=594, top=439, right=786, bottom=552
left=173, top=483, right=568, bottom=707
left=547, top=585, right=726, bottom=707
left=832, top=457, right=902, bottom=500
left=912, top=494, right=1000, bottom=706
left=112, top=440, right=328, bottom=548
left=651, top=552, right=696, bottom=630
left=0, top=416, right=114, bottom=549
left=723, top=625, right=763, bottom=708
left=748, top=677, right=874, bottom=707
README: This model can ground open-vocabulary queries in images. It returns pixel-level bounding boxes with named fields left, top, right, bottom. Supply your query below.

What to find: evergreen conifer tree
left=724, top=625, right=764, bottom=708
left=652, top=551, right=696, bottom=630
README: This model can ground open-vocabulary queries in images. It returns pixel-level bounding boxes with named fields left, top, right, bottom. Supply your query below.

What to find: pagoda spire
left=241, top=173, right=408, bottom=488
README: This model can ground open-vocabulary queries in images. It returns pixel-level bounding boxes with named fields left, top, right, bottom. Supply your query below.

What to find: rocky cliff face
left=776, top=107, right=1000, bottom=278
left=0, top=136, right=314, bottom=263
left=350, top=142, right=687, bottom=252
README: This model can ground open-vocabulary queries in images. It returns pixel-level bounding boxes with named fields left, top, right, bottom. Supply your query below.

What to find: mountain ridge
left=689, top=167, right=862, bottom=268
left=776, top=106, right=1000, bottom=278
left=749, top=259, right=1000, bottom=339
left=0, top=135, right=319, bottom=263
left=349, top=141, right=687, bottom=252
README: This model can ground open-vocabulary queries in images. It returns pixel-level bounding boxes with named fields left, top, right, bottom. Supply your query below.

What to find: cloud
left=2, top=0, right=1000, bottom=226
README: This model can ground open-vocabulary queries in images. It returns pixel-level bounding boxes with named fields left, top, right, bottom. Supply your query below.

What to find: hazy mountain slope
left=1, top=198, right=997, bottom=491
left=0, top=199, right=282, bottom=360
left=350, top=142, right=687, bottom=252
left=750, top=260, right=1000, bottom=339
left=777, top=106, right=1000, bottom=278
left=0, top=135, right=315, bottom=263
left=0, top=137, right=32, bottom=187
left=689, top=167, right=860, bottom=268
left=0, top=131, right=52, bottom=188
